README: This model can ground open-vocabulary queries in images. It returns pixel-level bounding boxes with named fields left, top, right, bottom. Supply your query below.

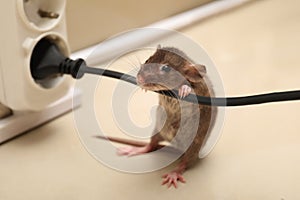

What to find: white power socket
left=0, top=0, right=72, bottom=111
left=0, top=0, right=80, bottom=143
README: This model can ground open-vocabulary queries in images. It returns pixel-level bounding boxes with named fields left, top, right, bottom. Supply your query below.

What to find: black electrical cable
left=82, top=66, right=300, bottom=106
left=30, top=39, right=300, bottom=107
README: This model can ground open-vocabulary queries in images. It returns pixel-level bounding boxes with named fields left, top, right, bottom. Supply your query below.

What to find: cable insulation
left=83, top=66, right=300, bottom=106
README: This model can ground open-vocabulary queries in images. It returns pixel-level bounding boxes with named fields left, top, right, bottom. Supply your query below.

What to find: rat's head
left=136, top=46, right=206, bottom=91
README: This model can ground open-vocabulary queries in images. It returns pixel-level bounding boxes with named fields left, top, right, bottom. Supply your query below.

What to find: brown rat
left=117, top=46, right=216, bottom=188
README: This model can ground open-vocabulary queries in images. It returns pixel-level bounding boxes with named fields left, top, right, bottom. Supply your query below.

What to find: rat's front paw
left=161, top=172, right=186, bottom=188
left=178, top=85, right=192, bottom=99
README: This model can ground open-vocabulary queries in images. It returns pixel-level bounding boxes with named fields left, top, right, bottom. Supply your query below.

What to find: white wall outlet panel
left=0, top=0, right=81, bottom=143
left=0, top=0, right=72, bottom=111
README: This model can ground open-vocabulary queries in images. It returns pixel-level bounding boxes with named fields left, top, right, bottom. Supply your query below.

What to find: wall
left=66, top=0, right=213, bottom=51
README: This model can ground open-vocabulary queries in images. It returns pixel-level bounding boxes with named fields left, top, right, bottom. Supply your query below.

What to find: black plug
left=30, top=38, right=87, bottom=80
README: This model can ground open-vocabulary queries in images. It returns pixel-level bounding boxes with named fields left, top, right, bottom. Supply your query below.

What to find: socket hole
left=37, top=9, right=59, bottom=19
left=21, top=0, right=65, bottom=31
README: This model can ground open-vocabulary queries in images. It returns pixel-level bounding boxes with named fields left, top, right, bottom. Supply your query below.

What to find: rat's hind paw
left=117, top=145, right=152, bottom=157
left=178, top=85, right=192, bottom=99
left=161, top=172, right=186, bottom=188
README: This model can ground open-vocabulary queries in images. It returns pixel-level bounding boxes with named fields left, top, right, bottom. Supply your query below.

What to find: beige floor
left=1, top=0, right=300, bottom=199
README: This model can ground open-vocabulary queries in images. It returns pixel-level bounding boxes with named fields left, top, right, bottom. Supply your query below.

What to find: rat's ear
left=157, top=44, right=162, bottom=49
left=183, top=64, right=206, bottom=83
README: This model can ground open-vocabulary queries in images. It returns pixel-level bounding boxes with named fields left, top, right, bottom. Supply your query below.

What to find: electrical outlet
left=0, top=0, right=72, bottom=111
left=0, top=0, right=80, bottom=143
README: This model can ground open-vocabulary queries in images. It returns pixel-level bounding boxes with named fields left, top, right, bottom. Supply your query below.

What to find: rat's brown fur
left=117, top=46, right=217, bottom=187
left=137, top=46, right=217, bottom=168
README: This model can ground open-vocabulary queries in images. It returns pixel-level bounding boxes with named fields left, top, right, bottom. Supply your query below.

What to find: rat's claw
left=161, top=172, right=186, bottom=188
left=178, top=85, right=192, bottom=99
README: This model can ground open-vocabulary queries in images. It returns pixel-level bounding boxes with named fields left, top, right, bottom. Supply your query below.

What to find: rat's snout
left=136, top=74, right=145, bottom=85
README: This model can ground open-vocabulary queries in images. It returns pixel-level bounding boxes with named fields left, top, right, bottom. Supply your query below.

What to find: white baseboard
left=71, top=0, right=251, bottom=65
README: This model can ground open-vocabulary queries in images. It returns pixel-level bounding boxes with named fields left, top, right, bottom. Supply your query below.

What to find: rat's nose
left=137, top=75, right=145, bottom=85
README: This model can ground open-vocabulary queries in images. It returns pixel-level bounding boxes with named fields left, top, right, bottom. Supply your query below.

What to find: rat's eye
left=160, top=65, right=171, bottom=72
